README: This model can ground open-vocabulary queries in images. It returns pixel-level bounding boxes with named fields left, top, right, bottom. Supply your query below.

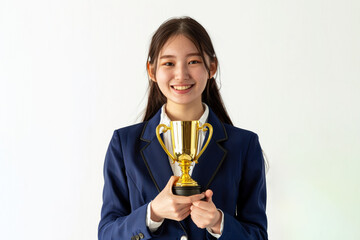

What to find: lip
left=171, top=84, right=194, bottom=94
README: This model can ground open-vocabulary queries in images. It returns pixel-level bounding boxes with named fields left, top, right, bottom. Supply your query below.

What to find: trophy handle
left=194, top=123, right=213, bottom=163
left=156, top=124, right=176, bottom=163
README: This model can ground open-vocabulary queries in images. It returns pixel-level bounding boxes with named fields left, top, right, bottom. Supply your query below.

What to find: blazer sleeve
left=217, top=133, right=268, bottom=240
left=98, top=131, right=156, bottom=240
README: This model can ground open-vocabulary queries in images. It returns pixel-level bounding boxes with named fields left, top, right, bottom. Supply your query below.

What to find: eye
left=189, top=60, right=201, bottom=65
left=163, top=62, right=174, bottom=66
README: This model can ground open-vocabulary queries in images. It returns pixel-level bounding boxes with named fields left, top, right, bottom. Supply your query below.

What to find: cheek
left=192, top=65, right=209, bottom=78
left=155, top=70, right=171, bottom=83
left=155, top=71, right=170, bottom=94
left=193, top=69, right=209, bottom=84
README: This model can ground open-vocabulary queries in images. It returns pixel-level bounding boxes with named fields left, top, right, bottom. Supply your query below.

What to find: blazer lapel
left=140, top=110, right=173, bottom=192
left=191, top=108, right=228, bottom=191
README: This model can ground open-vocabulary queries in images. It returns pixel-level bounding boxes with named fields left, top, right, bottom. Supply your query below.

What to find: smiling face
left=148, top=34, right=216, bottom=110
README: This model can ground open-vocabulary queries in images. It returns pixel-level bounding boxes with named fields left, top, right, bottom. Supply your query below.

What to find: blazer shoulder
left=113, top=122, right=147, bottom=139
left=223, top=123, right=259, bottom=140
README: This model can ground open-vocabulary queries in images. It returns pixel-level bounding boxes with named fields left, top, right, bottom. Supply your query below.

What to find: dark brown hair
left=143, top=16, right=233, bottom=125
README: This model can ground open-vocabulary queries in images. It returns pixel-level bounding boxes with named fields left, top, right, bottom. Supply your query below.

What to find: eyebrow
left=159, top=53, right=202, bottom=59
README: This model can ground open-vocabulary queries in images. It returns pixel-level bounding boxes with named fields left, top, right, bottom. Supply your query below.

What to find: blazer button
left=135, top=235, right=140, bottom=240
left=180, top=235, right=188, bottom=240
left=138, top=233, right=144, bottom=239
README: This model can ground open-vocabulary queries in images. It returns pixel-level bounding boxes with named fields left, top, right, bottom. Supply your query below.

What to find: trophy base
left=172, top=185, right=201, bottom=196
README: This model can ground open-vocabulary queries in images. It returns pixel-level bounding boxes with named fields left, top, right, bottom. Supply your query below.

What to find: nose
left=174, top=63, right=189, bottom=81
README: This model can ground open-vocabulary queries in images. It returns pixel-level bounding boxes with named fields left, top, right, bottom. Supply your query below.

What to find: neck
left=165, top=101, right=204, bottom=121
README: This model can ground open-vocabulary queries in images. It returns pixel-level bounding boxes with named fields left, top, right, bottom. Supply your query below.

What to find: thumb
left=166, top=176, right=179, bottom=192
left=205, top=189, right=213, bottom=202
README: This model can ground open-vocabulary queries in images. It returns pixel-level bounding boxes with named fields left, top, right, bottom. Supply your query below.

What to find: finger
left=190, top=207, right=220, bottom=229
left=174, top=195, right=201, bottom=204
left=178, top=205, right=192, bottom=217
left=191, top=204, right=220, bottom=222
left=168, top=205, right=191, bottom=221
left=205, top=189, right=213, bottom=202
left=166, top=176, right=179, bottom=193
left=176, top=203, right=192, bottom=212
left=177, top=209, right=191, bottom=221
left=173, top=193, right=205, bottom=204
left=188, top=193, right=206, bottom=202
left=190, top=204, right=208, bottom=216
left=192, top=200, right=211, bottom=210
left=190, top=208, right=210, bottom=228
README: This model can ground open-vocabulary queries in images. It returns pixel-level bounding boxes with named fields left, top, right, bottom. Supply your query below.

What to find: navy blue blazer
left=98, top=108, right=267, bottom=240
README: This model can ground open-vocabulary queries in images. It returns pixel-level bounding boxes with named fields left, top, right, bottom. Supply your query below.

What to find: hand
left=190, top=189, right=222, bottom=234
left=151, top=176, right=205, bottom=222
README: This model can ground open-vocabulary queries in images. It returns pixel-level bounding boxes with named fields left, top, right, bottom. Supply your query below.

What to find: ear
left=209, top=58, right=218, bottom=79
left=147, top=61, right=156, bottom=82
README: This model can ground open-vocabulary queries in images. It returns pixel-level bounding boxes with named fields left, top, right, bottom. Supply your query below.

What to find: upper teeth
left=173, top=85, right=191, bottom=90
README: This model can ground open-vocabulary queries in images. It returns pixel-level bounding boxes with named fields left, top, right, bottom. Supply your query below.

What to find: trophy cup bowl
left=156, top=121, right=213, bottom=196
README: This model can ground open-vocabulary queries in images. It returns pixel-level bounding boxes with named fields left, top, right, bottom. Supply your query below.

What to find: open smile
left=171, top=84, right=194, bottom=90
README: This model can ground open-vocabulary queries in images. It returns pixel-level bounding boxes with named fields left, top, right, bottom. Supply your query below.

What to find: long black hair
left=143, top=16, right=232, bottom=125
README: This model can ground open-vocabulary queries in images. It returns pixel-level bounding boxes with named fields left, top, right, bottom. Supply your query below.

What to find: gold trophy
left=156, top=121, right=213, bottom=196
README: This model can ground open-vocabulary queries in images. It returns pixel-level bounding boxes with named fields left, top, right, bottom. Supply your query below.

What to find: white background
left=1, top=0, right=359, bottom=239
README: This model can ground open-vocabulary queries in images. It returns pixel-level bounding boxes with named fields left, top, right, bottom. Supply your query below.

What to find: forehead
left=159, top=34, right=199, bottom=56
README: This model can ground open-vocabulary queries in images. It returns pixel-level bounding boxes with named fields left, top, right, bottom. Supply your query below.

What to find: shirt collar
left=160, top=103, right=209, bottom=125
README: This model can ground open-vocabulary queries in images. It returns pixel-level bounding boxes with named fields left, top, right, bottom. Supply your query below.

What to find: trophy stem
left=175, top=156, right=198, bottom=187
left=180, top=161, right=192, bottom=184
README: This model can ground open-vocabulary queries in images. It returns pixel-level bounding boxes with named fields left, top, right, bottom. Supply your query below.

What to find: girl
left=98, top=17, right=267, bottom=240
